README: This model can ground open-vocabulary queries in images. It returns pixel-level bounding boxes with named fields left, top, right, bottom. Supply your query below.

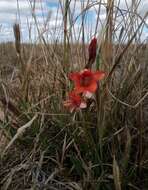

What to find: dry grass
left=0, top=0, right=148, bottom=189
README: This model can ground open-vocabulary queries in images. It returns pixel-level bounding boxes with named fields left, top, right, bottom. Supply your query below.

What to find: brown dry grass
left=0, top=41, right=148, bottom=190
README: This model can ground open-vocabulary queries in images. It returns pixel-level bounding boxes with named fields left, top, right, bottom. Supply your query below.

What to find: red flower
left=88, top=37, right=97, bottom=63
left=63, top=91, right=87, bottom=112
left=69, top=69, right=105, bottom=94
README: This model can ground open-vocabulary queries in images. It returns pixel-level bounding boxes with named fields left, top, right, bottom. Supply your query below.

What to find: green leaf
left=96, top=52, right=101, bottom=70
left=70, top=155, right=84, bottom=176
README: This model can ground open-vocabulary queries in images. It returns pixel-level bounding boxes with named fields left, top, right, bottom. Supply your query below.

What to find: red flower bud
left=88, top=37, right=97, bottom=63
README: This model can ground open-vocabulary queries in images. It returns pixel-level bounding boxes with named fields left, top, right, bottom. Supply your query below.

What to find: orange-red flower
left=63, top=91, right=87, bottom=112
left=69, top=69, right=105, bottom=94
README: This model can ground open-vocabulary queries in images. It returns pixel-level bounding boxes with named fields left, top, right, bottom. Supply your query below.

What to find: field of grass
left=0, top=0, right=148, bottom=189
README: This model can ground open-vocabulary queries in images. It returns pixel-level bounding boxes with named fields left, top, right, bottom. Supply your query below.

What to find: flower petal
left=69, top=72, right=80, bottom=81
left=93, top=71, right=105, bottom=81
left=80, top=102, right=87, bottom=109
left=83, top=91, right=93, bottom=98
left=74, top=86, right=85, bottom=94
left=63, top=100, right=72, bottom=107
left=80, top=69, right=91, bottom=74
left=85, top=82, right=97, bottom=92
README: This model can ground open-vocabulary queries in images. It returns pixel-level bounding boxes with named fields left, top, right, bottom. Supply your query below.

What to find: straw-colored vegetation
left=0, top=0, right=148, bottom=189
